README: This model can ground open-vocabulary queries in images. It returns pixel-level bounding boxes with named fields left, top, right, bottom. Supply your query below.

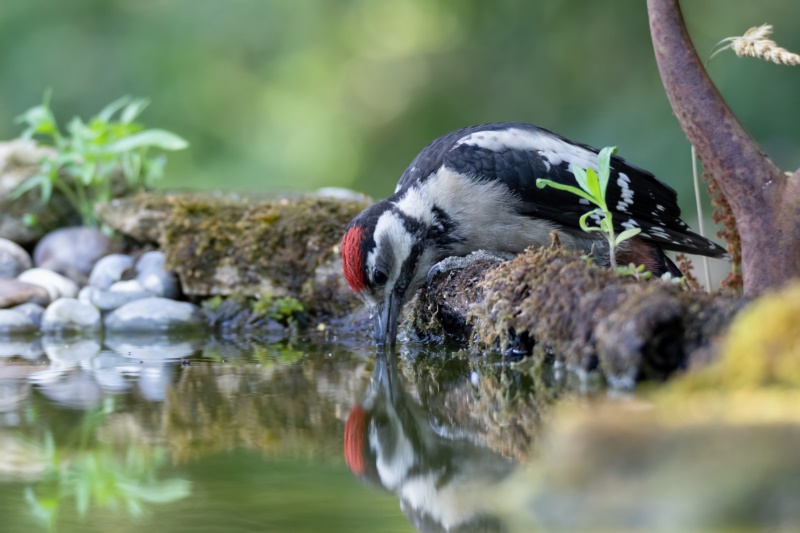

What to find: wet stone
left=89, top=280, right=155, bottom=311
left=88, top=253, right=134, bottom=290
left=33, top=226, right=113, bottom=283
left=9, top=302, right=45, bottom=328
left=0, top=309, right=36, bottom=334
left=17, top=268, right=79, bottom=302
left=104, top=297, right=203, bottom=332
left=41, top=298, right=102, bottom=333
left=0, top=238, right=32, bottom=278
left=0, top=278, right=50, bottom=308
left=135, top=251, right=179, bottom=299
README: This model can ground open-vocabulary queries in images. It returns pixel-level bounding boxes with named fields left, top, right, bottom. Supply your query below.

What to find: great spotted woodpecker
left=344, top=355, right=514, bottom=532
left=341, top=122, right=727, bottom=347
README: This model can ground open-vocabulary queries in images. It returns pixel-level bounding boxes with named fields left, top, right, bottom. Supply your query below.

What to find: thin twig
left=691, top=144, right=712, bottom=292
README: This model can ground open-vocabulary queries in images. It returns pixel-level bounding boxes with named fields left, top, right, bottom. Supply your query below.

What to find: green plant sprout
left=536, top=146, right=641, bottom=271
left=13, top=91, right=188, bottom=227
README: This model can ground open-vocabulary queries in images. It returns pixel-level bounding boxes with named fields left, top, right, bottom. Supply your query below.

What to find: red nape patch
left=341, top=225, right=367, bottom=293
left=344, top=404, right=368, bottom=476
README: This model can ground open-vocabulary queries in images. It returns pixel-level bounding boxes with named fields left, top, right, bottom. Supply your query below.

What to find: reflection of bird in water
left=344, top=354, right=516, bottom=533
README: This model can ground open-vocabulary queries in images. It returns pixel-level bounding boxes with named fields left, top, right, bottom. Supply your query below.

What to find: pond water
left=0, top=331, right=560, bottom=533
left=2, top=332, right=799, bottom=533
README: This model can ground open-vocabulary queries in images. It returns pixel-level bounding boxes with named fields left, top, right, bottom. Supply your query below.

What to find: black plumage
left=396, top=122, right=727, bottom=257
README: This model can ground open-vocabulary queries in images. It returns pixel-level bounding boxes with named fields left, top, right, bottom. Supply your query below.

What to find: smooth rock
left=43, top=338, right=101, bottom=363
left=90, top=280, right=154, bottom=311
left=0, top=278, right=50, bottom=308
left=9, top=302, right=45, bottom=328
left=0, top=239, right=32, bottom=278
left=135, top=251, right=179, bottom=299
left=0, top=310, right=36, bottom=334
left=88, top=253, right=134, bottom=290
left=17, top=268, right=79, bottom=301
left=78, top=286, right=93, bottom=305
left=33, top=227, right=113, bottom=283
left=41, top=298, right=102, bottom=332
left=104, top=297, right=203, bottom=332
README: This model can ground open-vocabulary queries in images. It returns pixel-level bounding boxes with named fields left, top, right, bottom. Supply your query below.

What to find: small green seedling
left=536, top=146, right=640, bottom=270
left=13, top=91, right=188, bottom=227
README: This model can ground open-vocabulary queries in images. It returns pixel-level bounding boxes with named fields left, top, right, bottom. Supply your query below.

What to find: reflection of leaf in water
left=24, top=486, right=58, bottom=532
left=23, top=407, right=191, bottom=529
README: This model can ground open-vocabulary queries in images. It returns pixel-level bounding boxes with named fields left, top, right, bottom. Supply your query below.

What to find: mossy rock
left=98, top=192, right=370, bottom=319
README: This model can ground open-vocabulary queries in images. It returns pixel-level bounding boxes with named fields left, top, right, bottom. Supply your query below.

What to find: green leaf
left=536, top=178, right=596, bottom=204
left=106, top=129, right=189, bottom=152
left=81, top=162, right=97, bottom=185
left=596, top=146, right=617, bottom=198
left=120, top=98, right=150, bottom=124
left=571, top=165, right=590, bottom=195
left=97, top=96, right=132, bottom=122
left=579, top=210, right=604, bottom=233
left=615, top=227, right=641, bottom=245
left=11, top=174, right=52, bottom=204
left=585, top=168, right=602, bottom=201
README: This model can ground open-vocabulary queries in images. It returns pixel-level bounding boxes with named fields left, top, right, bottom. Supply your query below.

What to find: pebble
left=89, top=280, right=155, bottom=312
left=78, top=286, right=93, bottom=305
left=135, top=251, right=180, bottom=299
left=33, top=227, right=112, bottom=282
left=0, top=309, right=37, bottom=334
left=0, top=238, right=33, bottom=278
left=88, top=254, right=134, bottom=290
left=41, top=298, right=102, bottom=332
left=104, top=297, right=202, bottom=332
left=0, top=278, right=50, bottom=308
left=17, top=268, right=79, bottom=301
left=9, top=302, right=45, bottom=328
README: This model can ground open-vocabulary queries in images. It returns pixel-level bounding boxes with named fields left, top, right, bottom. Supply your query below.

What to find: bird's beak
left=373, top=291, right=403, bottom=348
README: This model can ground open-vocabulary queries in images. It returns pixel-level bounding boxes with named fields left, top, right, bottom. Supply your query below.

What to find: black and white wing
left=398, top=122, right=726, bottom=257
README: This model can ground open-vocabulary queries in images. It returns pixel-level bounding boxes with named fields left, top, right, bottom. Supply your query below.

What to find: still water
left=0, top=331, right=558, bottom=533
left=3, top=332, right=800, bottom=533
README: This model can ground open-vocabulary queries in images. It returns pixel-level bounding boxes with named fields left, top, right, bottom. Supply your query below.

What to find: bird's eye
left=373, top=269, right=389, bottom=287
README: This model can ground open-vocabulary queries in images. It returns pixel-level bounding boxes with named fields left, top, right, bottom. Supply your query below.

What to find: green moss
left=675, top=280, right=800, bottom=390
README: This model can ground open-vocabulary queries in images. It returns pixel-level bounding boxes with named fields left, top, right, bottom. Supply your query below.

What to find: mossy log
left=411, top=245, right=747, bottom=385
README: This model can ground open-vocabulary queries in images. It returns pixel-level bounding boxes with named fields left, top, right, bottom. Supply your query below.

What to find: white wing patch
left=455, top=127, right=598, bottom=172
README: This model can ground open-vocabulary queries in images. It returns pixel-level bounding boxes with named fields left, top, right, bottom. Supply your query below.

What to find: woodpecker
left=344, top=355, right=514, bottom=532
left=341, top=122, right=727, bottom=347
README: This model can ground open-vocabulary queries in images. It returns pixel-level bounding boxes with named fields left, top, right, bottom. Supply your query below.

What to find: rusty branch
left=647, top=0, right=799, bottom=294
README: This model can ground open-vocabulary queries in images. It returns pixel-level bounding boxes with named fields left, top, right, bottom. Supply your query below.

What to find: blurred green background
left=1, top=0, right=798, bottom=209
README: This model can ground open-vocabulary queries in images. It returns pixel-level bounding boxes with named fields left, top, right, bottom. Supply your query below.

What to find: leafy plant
left=251, top=293, right=306, bottom=326
left=13, top=91, right=188, bottom=227
left=536, top=146, right=640, bottom=270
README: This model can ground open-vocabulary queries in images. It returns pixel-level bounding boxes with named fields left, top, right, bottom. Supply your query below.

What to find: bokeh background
left=1, top=0, right=798, bottom=211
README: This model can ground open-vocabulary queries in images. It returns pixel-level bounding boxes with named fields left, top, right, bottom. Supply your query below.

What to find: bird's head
left=341, top=200, right=436, bottom=347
